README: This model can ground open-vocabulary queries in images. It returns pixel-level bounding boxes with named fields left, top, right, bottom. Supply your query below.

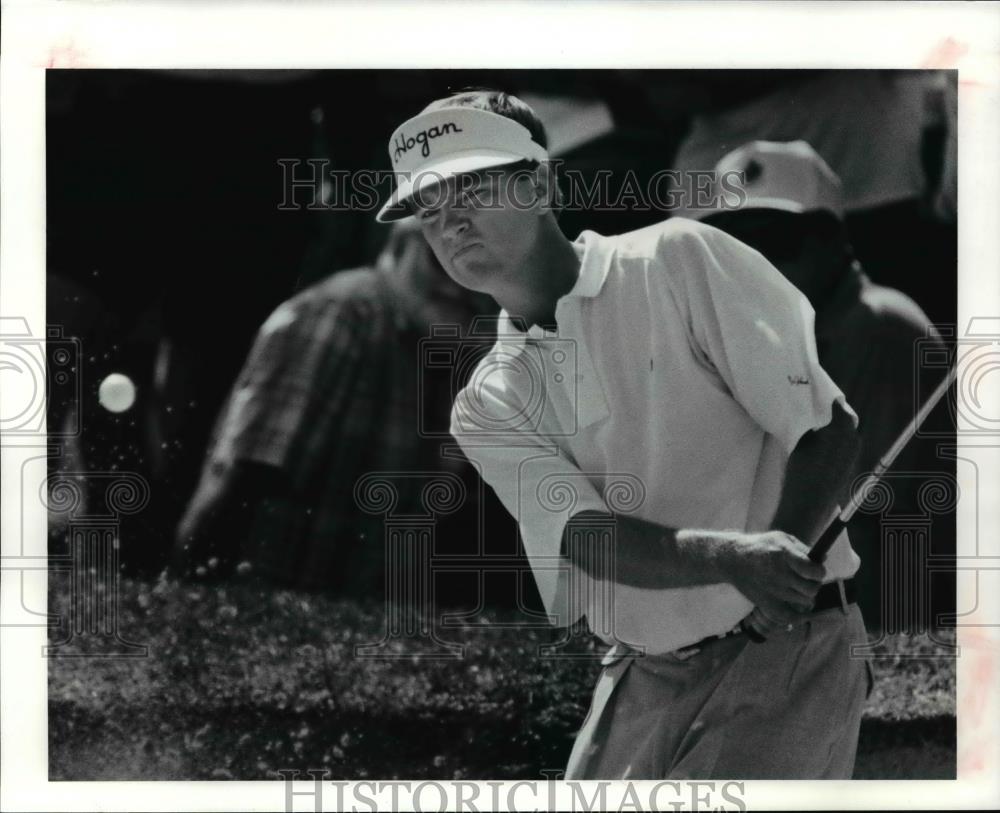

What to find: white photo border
left=2, top=0, right=998, bottom=810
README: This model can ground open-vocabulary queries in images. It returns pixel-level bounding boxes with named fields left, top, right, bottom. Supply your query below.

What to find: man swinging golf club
left=376, top=90, right=870, bottom=779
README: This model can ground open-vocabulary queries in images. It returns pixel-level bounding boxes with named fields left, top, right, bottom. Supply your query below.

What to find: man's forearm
left=769, top=401, right=860, bottom=546
left=561, top=403, right=859, bottom=591
left=562, top=509, right=743, bottom=590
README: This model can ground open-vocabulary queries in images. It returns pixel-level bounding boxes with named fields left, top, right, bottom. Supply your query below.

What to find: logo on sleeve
left=787, top=374, right=810, bottom=386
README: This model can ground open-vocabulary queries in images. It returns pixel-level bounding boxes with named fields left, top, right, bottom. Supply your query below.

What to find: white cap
left=376, top=106, right=548, bottom=223
left=691, top=139, right=845, bottom=221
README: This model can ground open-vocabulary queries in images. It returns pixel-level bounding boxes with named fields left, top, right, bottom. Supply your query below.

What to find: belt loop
left=836, top=579, right=849, bottom=615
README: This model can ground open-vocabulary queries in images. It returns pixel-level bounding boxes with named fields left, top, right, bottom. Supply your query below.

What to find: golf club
left=741, top=361, right=959, bottom=642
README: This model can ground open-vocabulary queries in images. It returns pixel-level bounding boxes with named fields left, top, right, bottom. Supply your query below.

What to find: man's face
left=403, top=233, right=496, bottom=325
left=411, top=166, right=542, bottom=298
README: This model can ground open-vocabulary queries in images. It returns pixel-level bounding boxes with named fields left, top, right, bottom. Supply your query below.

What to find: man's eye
left=419, top=208, right=440, bottom=222
left=458, top=187, right=489, bottom=209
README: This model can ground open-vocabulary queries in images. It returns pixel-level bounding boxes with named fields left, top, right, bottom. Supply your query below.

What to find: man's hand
left=718, top=530, right=826, bottom=635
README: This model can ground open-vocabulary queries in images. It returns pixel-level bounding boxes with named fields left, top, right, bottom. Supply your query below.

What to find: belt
left=677, top=578, right=857, bottom=656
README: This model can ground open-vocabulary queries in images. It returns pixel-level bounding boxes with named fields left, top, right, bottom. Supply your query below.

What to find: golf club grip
left=808, top=516, right=847, bottom=563
left=738, top=517, right=846, bottom=642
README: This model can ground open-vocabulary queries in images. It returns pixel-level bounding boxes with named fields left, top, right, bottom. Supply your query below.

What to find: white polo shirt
left=450, top=218, right=860, bottom=654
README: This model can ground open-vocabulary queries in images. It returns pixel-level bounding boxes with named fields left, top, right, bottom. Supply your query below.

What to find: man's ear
left=533, top=161, right=563, bottom=216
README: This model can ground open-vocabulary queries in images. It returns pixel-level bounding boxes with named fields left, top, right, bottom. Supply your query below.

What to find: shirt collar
left=496, top=230, right=615, bottom=351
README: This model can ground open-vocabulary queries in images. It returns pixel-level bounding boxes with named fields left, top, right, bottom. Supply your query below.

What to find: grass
left=48, top=573, right=956, bottom=780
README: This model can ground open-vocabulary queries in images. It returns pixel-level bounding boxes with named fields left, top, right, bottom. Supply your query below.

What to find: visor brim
left=376, top=151, right=533, bottom=223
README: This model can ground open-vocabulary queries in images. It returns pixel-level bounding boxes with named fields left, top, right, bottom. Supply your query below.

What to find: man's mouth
left=451, top=243, right=482, bottom=262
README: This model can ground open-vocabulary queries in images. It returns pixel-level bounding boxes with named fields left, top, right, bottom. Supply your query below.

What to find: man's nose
left=440, top=201, right=470, bottom=239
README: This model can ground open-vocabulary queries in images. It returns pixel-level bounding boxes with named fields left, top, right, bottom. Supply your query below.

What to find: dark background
left=46, top=69, right=957, bottom=626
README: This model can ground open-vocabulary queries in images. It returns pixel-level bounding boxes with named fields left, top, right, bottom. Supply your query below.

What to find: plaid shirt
left=205, top=266, right=473, bottom=593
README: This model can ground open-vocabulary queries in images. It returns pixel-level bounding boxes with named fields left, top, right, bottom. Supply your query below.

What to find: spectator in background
left=693, top=140, right=951, bottom=631
left=173, top=220, right=513, bottom=604
left=670, top=70, right=957, bottom=328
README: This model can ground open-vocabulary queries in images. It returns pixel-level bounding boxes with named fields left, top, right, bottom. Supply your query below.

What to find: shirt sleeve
left=209, top=297, right=358, bottom=469
left=665, top=222, right=858, bottom=456
left=450, top=355, right=608, bottom=626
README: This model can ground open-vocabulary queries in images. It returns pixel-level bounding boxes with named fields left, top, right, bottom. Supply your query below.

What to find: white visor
left=376, top=107, right=548, bottom=223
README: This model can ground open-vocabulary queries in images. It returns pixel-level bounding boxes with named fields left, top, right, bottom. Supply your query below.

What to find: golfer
left=376, top=90, right=871, bottom=779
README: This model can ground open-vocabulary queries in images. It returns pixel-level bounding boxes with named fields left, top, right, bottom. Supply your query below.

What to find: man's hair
left=422, top=89, right=549, bottom=149
left=421, top=88, right=561, bottom=214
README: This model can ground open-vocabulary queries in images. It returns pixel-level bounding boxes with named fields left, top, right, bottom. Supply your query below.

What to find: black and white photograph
left=2, top=2, right=998, bottom=811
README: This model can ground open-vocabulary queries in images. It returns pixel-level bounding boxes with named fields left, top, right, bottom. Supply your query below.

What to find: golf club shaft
left=809, top=362, right=958, bottom=562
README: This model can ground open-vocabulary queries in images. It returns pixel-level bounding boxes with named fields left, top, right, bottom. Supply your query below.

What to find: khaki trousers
left=565, top=604, right=873, bottom=779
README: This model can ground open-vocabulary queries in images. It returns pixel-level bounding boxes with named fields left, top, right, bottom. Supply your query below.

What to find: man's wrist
left=674, top=528, right=743, bottom=585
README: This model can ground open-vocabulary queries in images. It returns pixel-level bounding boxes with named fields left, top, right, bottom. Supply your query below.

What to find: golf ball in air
left=98, top=373, right=136, bottom=413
